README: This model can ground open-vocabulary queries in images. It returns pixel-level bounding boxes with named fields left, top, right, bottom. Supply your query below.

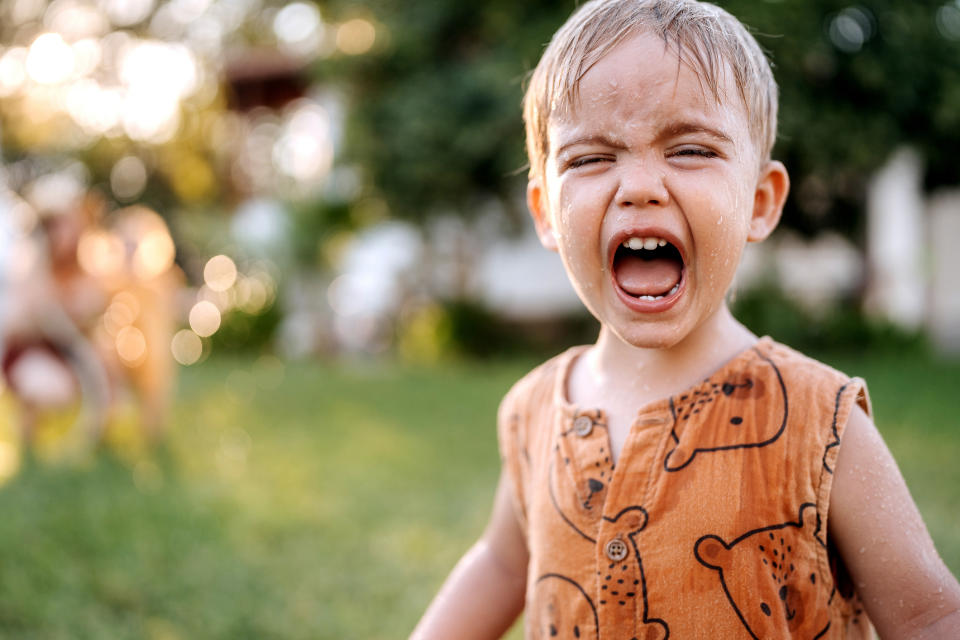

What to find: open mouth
left=612, top=235, right=684, bottom=301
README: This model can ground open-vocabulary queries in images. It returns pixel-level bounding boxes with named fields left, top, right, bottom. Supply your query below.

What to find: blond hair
left=523, top=0, right=778, bottom=178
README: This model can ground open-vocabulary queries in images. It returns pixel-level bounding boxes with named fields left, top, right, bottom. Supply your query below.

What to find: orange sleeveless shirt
left=498, top=338, right=874, bottom=639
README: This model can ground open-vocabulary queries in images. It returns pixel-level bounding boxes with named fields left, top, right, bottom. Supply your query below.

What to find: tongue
left=615, top=255, right=682, bottom=297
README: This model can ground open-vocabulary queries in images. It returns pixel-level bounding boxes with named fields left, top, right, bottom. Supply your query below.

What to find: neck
left=583, top=305, right=757, bottom=404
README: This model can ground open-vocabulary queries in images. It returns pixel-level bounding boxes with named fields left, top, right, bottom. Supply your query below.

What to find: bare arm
left=829, top=406, right=960, bottom=639
left=410, top=471, right=529, bottom=640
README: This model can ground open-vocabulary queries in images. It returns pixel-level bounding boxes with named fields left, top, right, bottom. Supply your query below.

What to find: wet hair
left=523, top=0, right=778, bottom=179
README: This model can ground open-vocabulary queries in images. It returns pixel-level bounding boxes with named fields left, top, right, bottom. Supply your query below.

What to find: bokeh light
left=274, top=100, right=333, bottom=183
left=133, top=227, right=176, bottom=280
left=189, top=300, right=221, bottom=337
left=77, top=229, right=125, bottom=277
left=0, top=48, right=27, bottom=97
left=71, top=38, right=102, bottom=77
left=203, top=254, right=238, bottom=292
left=65, top=80, right=123, bottom=135
left=116, top=325, right=147, bottom=366
left=45, top=1, right=108, bottom=41
left=336, top=18, right=376, bottom=55
left=103, top=292, right=141, bottom=336
left=828, top=7, right=874, bottom=53
left=26, top=33, right=75, bottom=84
left=273, top=1, right=322, bottom=56
left=171, top=329, right=203, bottom=365
left=103, top=0, right=156, bottom=27
left=119, top=40, right=198, bottom=100
left=110, top=156, right=148, bottom=201
left=938, top=3, right=960, bottom=40
left=197, top=284, right=231, bottom=311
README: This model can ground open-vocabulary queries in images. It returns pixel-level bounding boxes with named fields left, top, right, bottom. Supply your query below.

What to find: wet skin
left=527, top=30, right=787, bottom=353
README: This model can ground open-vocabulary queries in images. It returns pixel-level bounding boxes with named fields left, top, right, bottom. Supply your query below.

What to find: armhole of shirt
left=497, top=387, right=529, bottom=532
left=814, top=376, right=871, bottom=583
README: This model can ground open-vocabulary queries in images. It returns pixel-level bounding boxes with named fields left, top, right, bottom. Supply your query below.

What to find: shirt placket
left=556, top=408, right=614, bottom=538
left=593, top=407, right=673, bottom=640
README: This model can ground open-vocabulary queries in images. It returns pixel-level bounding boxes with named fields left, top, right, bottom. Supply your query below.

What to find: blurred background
left=0, top=0, right=958, bottom=637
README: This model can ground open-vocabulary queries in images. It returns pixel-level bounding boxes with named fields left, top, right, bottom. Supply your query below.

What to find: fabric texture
left=498, top=337, right=874, bottom=639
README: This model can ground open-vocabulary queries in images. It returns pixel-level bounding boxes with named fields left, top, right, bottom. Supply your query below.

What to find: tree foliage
left=324, top=0, right=568, bottom=224
left=331, top=0, right=960, bottom=236
left=724, top=0, right=960, bottom=236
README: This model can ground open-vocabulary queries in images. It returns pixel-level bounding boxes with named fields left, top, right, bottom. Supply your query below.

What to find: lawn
left=0, top=347, right=957, bottom=638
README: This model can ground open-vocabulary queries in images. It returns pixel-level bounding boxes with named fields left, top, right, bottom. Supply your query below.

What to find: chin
left=608, top=321, right=691, bottom=351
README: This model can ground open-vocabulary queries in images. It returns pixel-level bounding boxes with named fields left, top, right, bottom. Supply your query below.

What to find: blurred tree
left=332, top=0, right=960, bottom=237
left=324, top=0, right=570, bottom=227
left=723, top=0, right=960, bottom=237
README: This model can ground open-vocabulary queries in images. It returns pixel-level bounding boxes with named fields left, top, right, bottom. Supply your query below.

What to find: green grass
left=0, top=348, right=956, bottom=638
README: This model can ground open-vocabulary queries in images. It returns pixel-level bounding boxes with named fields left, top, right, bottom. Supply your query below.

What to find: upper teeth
left=624, top=237, right=668, bottom=251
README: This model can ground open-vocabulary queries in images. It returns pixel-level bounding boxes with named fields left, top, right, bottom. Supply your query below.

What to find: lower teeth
left=636, top=282, right=680, bottom=301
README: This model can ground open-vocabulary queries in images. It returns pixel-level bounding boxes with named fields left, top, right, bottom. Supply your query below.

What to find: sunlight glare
left=26, top=33, right=75, bottom=84
left=66, top=80, right=123, bottom=134
left=122, top=88, right=181, bottom=143
left=119, top=40, right=198, bottom=99
left=71, top=38, right=102, bottom=77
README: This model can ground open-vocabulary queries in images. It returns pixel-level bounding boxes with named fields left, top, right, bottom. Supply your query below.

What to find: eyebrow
left=554, top=135, right=626, bottom=157
left=659, top=122, right=734, bottom=146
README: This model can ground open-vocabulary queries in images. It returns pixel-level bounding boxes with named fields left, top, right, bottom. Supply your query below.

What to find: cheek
left=554, top=192, right=603, bottom=247
left=696, top=222, right=749, bottom=295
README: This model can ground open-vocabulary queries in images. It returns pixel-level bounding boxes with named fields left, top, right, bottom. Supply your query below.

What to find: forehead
left=547, top=31, right=749, bottom=148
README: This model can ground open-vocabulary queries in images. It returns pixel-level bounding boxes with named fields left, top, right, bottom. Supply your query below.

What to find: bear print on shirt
left=531, top=574, right=598, bottom=639
left=693, top=503, right=831, bottom=639
left=664, top=349, right=788, bottom=471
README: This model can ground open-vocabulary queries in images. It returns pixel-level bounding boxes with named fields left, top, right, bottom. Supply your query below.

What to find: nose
left=616, top=158, right=669, bottom=208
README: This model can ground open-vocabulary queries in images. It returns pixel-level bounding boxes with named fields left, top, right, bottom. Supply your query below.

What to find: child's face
left=528, top=30, right=787, bottom=350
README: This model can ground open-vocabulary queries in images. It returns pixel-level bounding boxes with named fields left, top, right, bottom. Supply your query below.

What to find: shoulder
left=756, top=338, right=849, bottom=381
left=754, top=338, right=871, bottom=413
left=498, top=346, right=583, bottom=421
left=496, top=346, right=586, bottom=473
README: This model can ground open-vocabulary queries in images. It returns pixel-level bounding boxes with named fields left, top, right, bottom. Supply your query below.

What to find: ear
left=747, top=160, right=789, bottom=243
left=694, top=534, right=730, bottom=570
left=527, top=178, right=558, bottom=252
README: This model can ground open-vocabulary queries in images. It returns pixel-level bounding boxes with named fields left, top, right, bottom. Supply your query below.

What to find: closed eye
left=672, top=147, right=718, bottom=159
left=568, top=155, right=614, bottom=169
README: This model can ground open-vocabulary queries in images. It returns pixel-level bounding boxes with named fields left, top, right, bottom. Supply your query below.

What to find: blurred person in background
left=1, top=178, right=182, bottom=453
left=0, top=188, right=110, bottom=452
left=93, top=204, right=183, bottom=441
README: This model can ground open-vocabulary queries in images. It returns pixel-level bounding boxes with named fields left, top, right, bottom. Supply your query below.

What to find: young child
left=411, top=1, right=960, bottom=638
